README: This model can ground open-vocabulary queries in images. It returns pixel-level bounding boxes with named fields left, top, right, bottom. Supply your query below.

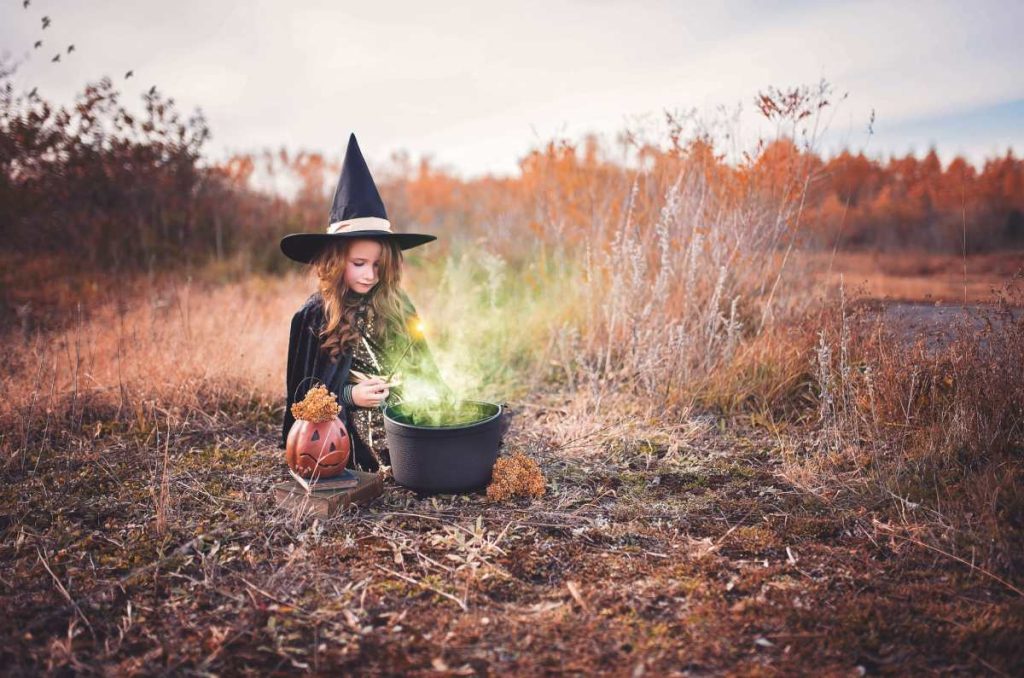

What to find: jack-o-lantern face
left=286, top=418, right=350, bottom=479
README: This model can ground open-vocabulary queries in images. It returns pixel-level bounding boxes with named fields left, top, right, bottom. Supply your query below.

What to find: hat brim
left=280, top=231, right=437, bottom=264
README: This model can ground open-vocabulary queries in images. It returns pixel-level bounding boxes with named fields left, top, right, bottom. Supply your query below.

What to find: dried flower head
left=486, top=451, right=545, bottom=502
left=290, top=384, right=341, bottom=423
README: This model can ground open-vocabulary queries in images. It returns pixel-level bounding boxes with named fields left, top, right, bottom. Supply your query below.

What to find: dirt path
left=871, top=301, right=1023, bottom=352
left=2, top=397, right=1021, bottom=675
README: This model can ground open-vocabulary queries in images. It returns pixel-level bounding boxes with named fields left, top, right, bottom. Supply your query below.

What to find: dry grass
left=3, top=95, right=1023, bottom=670
left=1, top=273, right=306, bottom=466
left=2, top=361, right=1021, bottom=673
left=1, top=246, right=1022, bottom=673
left=807, top=284, right=1024, bottom=574
left=805, top=250, right=1024, bottom=303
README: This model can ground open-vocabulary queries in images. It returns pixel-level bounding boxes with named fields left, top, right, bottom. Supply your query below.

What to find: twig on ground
left=374, top=564, right=468, bottom=611
left=37, top=547, right=95, bottom=636
left=873, top=521, right=1023, bottom=598
left=566, top=581, right=589, bottom=612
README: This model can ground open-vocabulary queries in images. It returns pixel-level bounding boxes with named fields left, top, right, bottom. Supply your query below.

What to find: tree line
left=2, top=75, right=1021, bottom=279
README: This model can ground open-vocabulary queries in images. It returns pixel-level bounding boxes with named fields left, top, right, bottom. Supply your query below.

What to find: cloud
left=1, top=0, right=1020, bottom=176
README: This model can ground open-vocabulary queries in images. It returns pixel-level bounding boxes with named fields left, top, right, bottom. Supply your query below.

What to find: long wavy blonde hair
left=313, top=238, right=408, bottom=360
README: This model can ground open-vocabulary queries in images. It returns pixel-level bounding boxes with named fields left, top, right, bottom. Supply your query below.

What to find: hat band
left=327, top=217, right=392, bottom=234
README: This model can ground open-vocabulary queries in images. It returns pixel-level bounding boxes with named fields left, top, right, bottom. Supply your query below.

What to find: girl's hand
left=352, top=378, right=390, bottom=408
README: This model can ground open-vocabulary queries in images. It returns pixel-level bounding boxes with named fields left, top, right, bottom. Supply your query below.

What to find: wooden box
left=274, top=469, right=384, bottom=518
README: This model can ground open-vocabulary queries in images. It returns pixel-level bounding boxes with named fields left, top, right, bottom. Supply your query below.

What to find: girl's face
left=343, top=239, right=384, bottom=293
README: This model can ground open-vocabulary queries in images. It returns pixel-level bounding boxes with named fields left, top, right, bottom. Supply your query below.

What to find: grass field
left=2, top=247, right=1022, bottom=673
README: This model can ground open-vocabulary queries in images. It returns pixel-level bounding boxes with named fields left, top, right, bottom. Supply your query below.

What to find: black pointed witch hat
left=280, top=134, right=437, bottom=264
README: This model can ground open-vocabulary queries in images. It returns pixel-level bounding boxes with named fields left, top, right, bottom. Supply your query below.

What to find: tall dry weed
left=0, top=275, right=308, bottom=467
left=810, top=284, right=1024, bottom=572
left=566, top=152, right=820, bottom=411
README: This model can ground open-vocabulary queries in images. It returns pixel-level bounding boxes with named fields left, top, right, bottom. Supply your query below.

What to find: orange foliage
left=805, top=148, right=1024, bottom=251
left=4, top=71, right=1021, bottom=286
left=378, top=140, right=1021, bottom=259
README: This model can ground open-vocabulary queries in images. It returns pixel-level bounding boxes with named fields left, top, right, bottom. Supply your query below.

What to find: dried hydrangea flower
left=290, top=384, right=341, bottom=423
left=486, top=451, right=545, bottom=501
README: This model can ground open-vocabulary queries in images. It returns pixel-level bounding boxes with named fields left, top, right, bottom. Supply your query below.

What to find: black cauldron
left=384, top=400, right=505, bottom=493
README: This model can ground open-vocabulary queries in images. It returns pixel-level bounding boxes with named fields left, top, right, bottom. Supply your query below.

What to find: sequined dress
left=348, top=300, right=401, bottom=467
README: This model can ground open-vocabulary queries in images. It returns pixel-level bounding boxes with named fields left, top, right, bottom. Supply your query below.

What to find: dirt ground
left=850, top=300, right=1023, bottom=355
left=2, top=393, right=1022, bottom=676
left=805, top=250, right=1024, bottom=304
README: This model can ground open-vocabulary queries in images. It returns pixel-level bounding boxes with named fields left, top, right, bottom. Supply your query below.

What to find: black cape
left=281, top=290, right=447, bottom=471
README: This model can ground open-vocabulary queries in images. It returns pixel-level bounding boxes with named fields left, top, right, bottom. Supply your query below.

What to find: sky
left=2, top=0, right=1022, bottom=179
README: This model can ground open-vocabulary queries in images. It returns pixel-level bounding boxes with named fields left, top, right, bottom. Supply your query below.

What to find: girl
left=279, top=134, right=448, bottom=471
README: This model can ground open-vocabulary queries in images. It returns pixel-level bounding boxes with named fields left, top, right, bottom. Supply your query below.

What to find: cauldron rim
left=383, top=399, right=502, bottom=432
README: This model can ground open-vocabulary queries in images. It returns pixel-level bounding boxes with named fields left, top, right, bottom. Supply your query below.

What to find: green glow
left=387, top=400, right=498, bottom=428
left=380, top=242, right=583, bottom=425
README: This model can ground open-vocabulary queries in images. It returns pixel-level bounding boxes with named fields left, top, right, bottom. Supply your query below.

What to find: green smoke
left=378, top=241, right=582, bottom=425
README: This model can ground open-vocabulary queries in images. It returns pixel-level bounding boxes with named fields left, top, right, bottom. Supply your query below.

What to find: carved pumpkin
left=286, top=417, right=350, bottom=479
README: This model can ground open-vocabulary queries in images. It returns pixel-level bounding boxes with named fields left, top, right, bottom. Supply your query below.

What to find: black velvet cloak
left=281, top=290, right=447, bottom=471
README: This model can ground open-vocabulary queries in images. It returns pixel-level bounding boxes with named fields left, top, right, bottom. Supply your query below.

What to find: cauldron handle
left=498, top=401, right=511, bottom=439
